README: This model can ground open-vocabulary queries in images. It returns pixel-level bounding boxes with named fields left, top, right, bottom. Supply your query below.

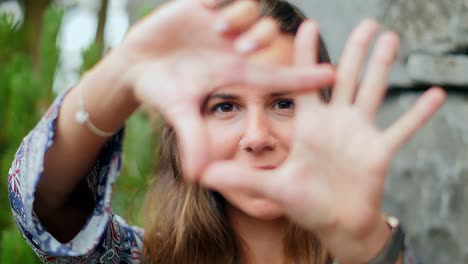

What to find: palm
left=125, top=0, right=242, bottom=109
left=270, top=20, right=444, bottom=234
left=282, top=104, right=389, bottom=232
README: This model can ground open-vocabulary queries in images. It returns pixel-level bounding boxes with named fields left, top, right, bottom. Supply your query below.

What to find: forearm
left=34, top=48, right=139, bottom=219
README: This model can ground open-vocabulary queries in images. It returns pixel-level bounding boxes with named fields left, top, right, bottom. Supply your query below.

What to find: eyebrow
left=207, top=91, right=292, bottom=101
left=270, top=92, right=290, bottom=97
left=207, top=93, right=240, bottom=100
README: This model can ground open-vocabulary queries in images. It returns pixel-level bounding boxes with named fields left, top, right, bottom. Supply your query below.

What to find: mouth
left=254, top=165, right=277, bottom=170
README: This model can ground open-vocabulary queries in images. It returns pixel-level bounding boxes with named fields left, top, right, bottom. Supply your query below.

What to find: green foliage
left=39, top=7, right=63, bottom=101
left=0, top=6, right=63, bottom=263
left=139, top=6, right=156, bottom=19
left=0, top=227, right=41, bottom=264
left=112, top=112, right=158, bottom=225
left=0, top=2, right=158, bottom=262
left=0, top=15, right=26, bottom=63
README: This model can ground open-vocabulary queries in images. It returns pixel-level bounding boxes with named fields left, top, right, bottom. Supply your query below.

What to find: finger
left=355, top=32, right=400, bottom=120
left=239, top=63, right=335, bottom=92
left=293, top=20, right=325, bottom=107
left=215, top=49, right=333, bottom=94
left=383, top=87, right=446, bottom=156
left=168, top=102, right=211, bottom=182
left=294, top=20, right=320, bottom=66
left=200, top=161, right=284, bottom=199
left=214, top=0, right=259, bottom=34
left=333, top=19, right=379, bottom=105
left=235, top=17, right=280, bottom=54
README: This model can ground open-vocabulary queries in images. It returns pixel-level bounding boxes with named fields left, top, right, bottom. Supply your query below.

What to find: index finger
left=240, top=63, right=334, bottom=92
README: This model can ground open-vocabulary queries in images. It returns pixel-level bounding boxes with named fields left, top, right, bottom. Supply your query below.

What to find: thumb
left=168, top=102, right=210, bottom=181
left=200, top=161, right=284, bottom=200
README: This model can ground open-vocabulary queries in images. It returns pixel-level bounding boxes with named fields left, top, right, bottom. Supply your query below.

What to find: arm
left=9, top=79, right=141, bottom=261
left=34, top=48, right=139, bottom=243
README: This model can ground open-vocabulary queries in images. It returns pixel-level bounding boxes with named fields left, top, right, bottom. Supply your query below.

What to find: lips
left=255, top=165, right=277, bottom=170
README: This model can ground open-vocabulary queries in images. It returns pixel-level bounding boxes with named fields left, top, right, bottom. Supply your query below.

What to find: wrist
left=352, top=215, right=392, bottom=263
left=74, top=48, right=141, bottom=135
left=366, top=216, right=405, bottom=264
left=87, top=46, right=140, bottom=110
left=320, top=214, right=392, bottom=264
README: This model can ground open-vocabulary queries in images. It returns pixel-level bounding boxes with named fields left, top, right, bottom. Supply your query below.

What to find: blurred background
left=0, top=0, right=467, bottom=263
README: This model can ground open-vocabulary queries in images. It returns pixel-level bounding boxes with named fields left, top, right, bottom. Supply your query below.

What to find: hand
left=115, top=0, right=334, bottom=180
left=201, top=19, right=446, bottom=263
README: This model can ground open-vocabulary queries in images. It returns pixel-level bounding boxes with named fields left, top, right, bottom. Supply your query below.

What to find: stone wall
left=127, top=0, right=468, bottom=263
left=296, top=1, right=468, bottom=263
left=379, top=93, right=468, bottom=263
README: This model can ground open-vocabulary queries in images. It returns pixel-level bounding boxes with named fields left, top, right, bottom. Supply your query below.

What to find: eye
left=211, top=102, right=239, bottom=113
left=273, top=99, right=294, bottom=110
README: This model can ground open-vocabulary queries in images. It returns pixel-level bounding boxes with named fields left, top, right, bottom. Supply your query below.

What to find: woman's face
left=203, top=34, right=321, bottom=220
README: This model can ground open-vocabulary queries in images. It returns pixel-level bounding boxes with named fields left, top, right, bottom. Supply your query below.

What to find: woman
left=8, top=0, right=445, bottom=263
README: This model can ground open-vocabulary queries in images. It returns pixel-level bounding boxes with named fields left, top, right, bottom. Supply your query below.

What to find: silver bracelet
left=75, top=85, right=117, bottom=137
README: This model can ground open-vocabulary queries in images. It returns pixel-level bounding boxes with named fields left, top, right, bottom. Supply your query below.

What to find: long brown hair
left=142, top=1, right=333, bottom=263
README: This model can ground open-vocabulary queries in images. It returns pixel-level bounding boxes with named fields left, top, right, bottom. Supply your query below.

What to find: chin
left=243, top=197, right=285, bottom=220
left=222, top=191, right=285, bottom=221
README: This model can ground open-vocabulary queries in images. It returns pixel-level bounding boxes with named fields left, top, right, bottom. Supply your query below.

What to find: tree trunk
left=22, top=0, right=51, bottom=68
left=96, top=0, right=109, bottom=52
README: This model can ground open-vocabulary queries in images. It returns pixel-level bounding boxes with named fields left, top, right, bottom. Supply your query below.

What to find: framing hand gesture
left=201, top=19, right=446, bottom=263
left=119, top=0, right=333, bottom=179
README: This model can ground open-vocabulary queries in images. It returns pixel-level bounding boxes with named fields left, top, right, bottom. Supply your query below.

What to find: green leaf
left=0, top=226, right=41, bottom=263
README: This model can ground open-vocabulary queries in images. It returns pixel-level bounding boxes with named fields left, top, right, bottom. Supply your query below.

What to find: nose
left=239, top=111, right=276, bottom=153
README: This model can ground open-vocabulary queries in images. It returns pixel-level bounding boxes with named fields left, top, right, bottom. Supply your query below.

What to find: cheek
left=206, top=120, right=243, bottom=159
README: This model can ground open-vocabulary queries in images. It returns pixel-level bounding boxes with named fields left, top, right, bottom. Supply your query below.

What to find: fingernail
left=214, top=21, right=230, bottom=32
left=236, top=39, right=257, bottom=54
